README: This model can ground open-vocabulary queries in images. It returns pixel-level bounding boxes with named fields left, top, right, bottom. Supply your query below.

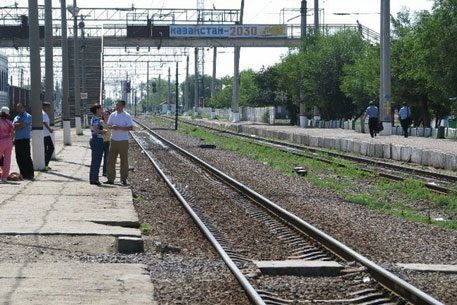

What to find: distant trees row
left=137, top=0, right=457, bottom=126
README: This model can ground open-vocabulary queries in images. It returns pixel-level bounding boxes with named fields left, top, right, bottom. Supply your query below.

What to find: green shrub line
left=147, top=117, right=457, bottom=230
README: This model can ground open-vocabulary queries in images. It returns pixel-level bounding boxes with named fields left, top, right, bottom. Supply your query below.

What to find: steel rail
left=172, top=117, right=457, bottom=184
left=130, top=130, right=266, bottom=305
left=135, top=118, right=444, bottom=305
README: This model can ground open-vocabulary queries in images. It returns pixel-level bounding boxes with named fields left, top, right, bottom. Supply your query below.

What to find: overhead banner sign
left=169, top=24, right=287, bottom=38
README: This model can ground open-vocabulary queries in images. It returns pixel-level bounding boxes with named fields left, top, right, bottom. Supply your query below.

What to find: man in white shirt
left=105, top=100, right=134, bottom=185
left=42, top=102, right=54, bottom=169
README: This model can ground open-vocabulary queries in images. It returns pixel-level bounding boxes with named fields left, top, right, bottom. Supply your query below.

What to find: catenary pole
left=45, top=0, right=56, bottom=159
left=29, top=0, right=45, bottom=170
left=185, top=54, right=190, bottom=112
left=80, top=16, right=87, bottom=127
left=175, top=62, right=179, bottom=130
left=299, top=0, right=307, bottom=128
left=231, top=0, right=244, bottom=123
left=146, top=61, right=150, bottom=112
left=167, top=66, right=171, bottom=108
left=314, top=0, right=319, bottom=33
left=73, top=0, right=82, bottom=135
left=61, top=0, right=72, bottom=145
left=211, top=47, right=217, bottom=119
left=380, top=0, right=392, bottom=134
left=194, top=48, right=199, bottom=115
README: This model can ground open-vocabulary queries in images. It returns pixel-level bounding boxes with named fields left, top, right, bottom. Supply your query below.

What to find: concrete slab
left=367, top=143, right=375, bottom=157
left=445, top=154, right=457, bottom=171
left=340, top=139, right=348, bottom=151
left=391, top=144, right=402, bottom=161
left=254, top=260, right=343, bottom=276
left=317, top=137, right=325, bottom=148
left=309, top=136, right=319, bottom=147
left=347, top=140, right=354, bottom=153
left=382, top=144, right=391, bottom=159
left=422, top=150, right=433, bottom=166
left=359, top=142, right=367, bottom=156
left=411, top=148, right=423, bottom=164
left=431, top=151, right=446, bottom=169
left=401, top=146, right=412, bottom=162
left=374, top=144, right=384, bottom=158
left=397, top=263, right=457, bottom=274
left=0, top=263, right=156, bottom=304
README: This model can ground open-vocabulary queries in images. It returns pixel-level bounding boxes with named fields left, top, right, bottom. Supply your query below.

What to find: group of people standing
left=89, top=99, right=133, bottom=186
left=0, top=102, right=54, bottom=183
left=365, top=101, right=412, bottom=138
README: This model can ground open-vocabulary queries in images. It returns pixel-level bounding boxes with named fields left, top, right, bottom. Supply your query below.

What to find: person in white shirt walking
left=105, top=100, right=134, bottom=185
left=42, top=102, right=54, bottom=169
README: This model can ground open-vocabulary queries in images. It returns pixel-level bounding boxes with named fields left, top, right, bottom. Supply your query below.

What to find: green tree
left=340, top=44, right=380, bottom=115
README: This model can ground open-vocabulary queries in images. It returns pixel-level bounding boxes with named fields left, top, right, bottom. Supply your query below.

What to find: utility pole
left=314, top=0, right=319, bottom=33
left=80, top=16, right=87, bottom=126
left=45, top=0, right=55, bottom=158
left=158, top=75, right=162, bottom=111
left=29, top=0, right=45, bottom=170
left=72, top=0, right=82, bottom=135
left=211, top=47, right=217, bottom=98
left=211, top=47, right=217, bottom=119
left=185, top=54, right=189, bottom=112
left=299, top=0, right=307, bottom=128
left=175, top=62, right=179, bottom=130
left=380, top=0, right=392, bottom=134
left=167, top=66, right=171, bottom=109
left=61, top=0, right=71, bottom=145
left=146, top=61, right=149, bottom=112
left=194, top=48, right=199, bottom=115
left=231, top=0, right=244, bottom=123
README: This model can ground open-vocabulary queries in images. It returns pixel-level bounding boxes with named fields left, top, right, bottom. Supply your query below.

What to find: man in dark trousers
left=399, top=102, right=412, bottom=138
left=365, top=101, right=379, bottom=138
left=42, top=102, right=54, bottom=169
left=13, top=103, right=34, bottom=180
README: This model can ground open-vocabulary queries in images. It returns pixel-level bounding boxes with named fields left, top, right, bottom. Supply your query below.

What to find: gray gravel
left=140, top=119, right=457, bottom=304
left=128, top=140, right=252, bottom=304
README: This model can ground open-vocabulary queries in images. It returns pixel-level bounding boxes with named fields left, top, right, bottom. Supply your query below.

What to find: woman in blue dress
left=89, top=103, right=107, bottom=185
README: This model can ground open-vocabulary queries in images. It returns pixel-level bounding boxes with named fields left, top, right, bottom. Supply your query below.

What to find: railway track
left=131, top=119, right=444, bottom=305
left=157, top=116, right=456, bottom=195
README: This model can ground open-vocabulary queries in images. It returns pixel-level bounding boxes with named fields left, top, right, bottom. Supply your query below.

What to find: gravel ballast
left=138, top=119, right=457, bottom=304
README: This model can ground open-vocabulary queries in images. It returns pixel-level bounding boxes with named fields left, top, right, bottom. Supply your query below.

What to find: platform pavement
left=0, top=129, right=156, bottom=304
left=193, top=118, right=457, bottom=172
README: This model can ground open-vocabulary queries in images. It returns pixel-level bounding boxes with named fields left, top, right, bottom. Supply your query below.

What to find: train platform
left=0, top=130, right=156, bottom=304
left=192, top=118, right=457, bottom=172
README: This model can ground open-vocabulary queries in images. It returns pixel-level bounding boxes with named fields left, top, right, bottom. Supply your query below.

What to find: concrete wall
left=195, top=119, right=457, bottom=171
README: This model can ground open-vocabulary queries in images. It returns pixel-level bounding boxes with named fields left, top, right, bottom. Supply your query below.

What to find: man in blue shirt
left=398, top=102, right=412, bottom=138
left=365, top=101, right=379, bottom=138
left=13, top=103, right=34, bottom=180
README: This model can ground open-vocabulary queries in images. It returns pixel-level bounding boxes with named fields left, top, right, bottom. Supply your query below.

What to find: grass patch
left=148, top=116, right=457, bottom=230
left=140, top=223, right=151, bottom=236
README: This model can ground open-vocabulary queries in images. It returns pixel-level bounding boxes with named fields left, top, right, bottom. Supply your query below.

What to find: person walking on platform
left=89, top=103, right=106, bottom=186
left=101, top=110, right=111, bottom=177
left=365, top=101, right=379, bottom=138
left=13, top=103, right=34, bottom=180
left=105, top=100, right=134, bottom=186
left=0, top=107, right=15, bottom=183
left=42, top=102, right=54, bottom=170
left=399, top=102, right=412, bottom=138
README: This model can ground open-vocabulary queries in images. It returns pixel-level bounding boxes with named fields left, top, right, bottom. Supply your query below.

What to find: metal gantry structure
left=0, top=1, right=385, bottom=127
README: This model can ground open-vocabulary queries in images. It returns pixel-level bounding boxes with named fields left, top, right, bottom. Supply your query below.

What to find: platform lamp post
left=380, top=0, right=392, bottom=135
left=231, top=0, right=244, bottom=123
left=45, top=0, right=56, bottom=159
left=68, top=1, right=82, bottom=135
left=29, top=0, right=45, bottom=170
left=60, top=0, right=72, bottom=145
left=299, top=0, right=307, bottom=128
